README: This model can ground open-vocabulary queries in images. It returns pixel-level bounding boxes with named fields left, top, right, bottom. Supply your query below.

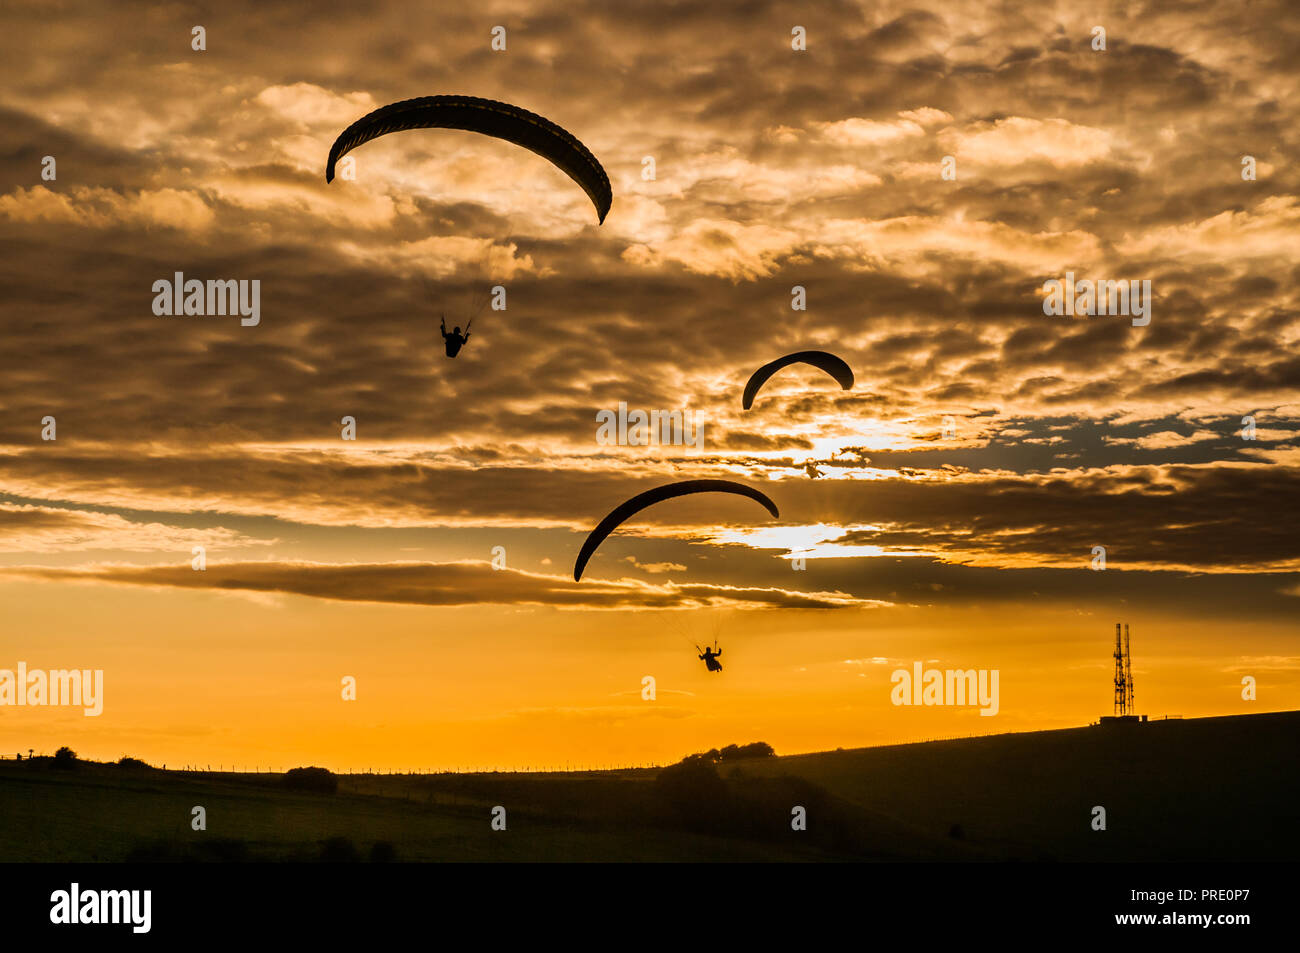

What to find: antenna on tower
left=1113, top=622, right=1127, bottom=716
left=1124, top=623, right=1134, bottom=713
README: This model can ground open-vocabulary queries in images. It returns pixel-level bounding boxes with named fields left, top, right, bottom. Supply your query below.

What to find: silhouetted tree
left=679, top=741, right=776, bottom=765
left=53, top=746, right=77, bottom=768
left=283, top=766, right=338, bottom=794
left=723, top=742, right=776, bottom=761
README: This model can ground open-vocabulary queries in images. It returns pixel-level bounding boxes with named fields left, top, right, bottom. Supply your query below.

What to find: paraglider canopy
left=325, top=95, right=612, bottom=224
left=742, top=350, right=854, bottom=410
left=573, top=479, right=780, bottom=582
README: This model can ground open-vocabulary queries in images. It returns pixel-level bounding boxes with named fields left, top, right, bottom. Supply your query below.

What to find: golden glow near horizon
left=1, top=1, right=1298, bottom=771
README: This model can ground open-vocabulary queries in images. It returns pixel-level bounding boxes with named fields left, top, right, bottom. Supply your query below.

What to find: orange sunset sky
left=1, top=0, right=1297, bottom=771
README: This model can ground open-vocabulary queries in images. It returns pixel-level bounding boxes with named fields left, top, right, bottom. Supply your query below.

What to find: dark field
left=2, top=711, right=1295, bottom=862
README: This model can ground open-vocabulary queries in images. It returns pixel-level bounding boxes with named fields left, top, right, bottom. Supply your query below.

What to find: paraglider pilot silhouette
left=698, top=642, right=723, bottom=672
left=440, top=314, right=471, bottom=358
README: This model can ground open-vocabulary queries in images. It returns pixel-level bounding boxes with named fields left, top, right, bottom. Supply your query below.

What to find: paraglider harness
left=697, top=640, right=723, bottom=672
left=440, top=314, right=472, bottom=358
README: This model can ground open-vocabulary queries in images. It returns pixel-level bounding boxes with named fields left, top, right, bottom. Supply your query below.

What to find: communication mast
left=1113, top=622, right=1128, bottom=716
left=1124, top=623, right=1135, bottom=714
left=1100, top=624, right=1143, bottom=724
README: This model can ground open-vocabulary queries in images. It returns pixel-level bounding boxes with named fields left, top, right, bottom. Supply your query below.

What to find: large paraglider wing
left=741, top=350, right=854, bottom=410
left=573, top=479, right=779, bottom=581
left=325, top=95, right=612, bottom=224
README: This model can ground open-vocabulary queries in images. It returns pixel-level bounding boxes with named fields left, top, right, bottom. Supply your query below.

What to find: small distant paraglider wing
left=741, top=350, right=854, bottom=410
left=325, top=95, right=612, bottom=223
left=573, top=479, right=780, bottom=581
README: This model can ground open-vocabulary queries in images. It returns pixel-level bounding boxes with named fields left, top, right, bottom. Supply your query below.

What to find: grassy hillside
left=2, top=710, right=1294, bottom=862
left=741, top=711, right=1300, bottom=861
